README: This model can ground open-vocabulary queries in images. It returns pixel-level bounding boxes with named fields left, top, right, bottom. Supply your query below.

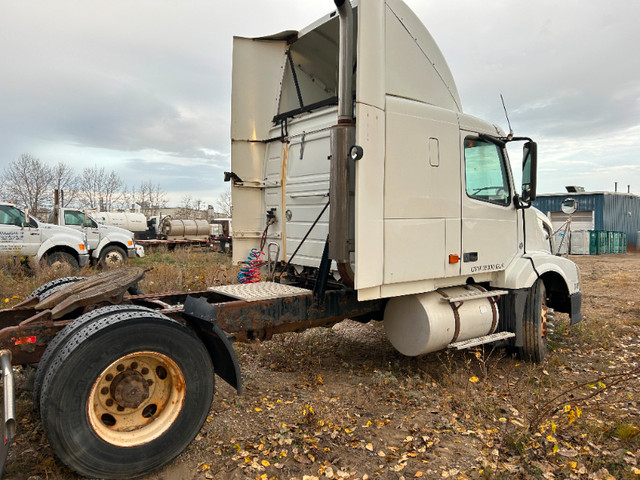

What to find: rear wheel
left=27, top=276, right=85, bottom=301
left=32, top=305, right=158, bottom=412
left=39, top=308, right=214, bottom=478
left=99, top=245, right=127, bottom=268
left=518, top=279, right=548, bottom=362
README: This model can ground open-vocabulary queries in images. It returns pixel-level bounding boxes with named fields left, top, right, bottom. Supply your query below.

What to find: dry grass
left=0, top=249, right=237, bottom=305
left=129, top=248, right=237, bottom=293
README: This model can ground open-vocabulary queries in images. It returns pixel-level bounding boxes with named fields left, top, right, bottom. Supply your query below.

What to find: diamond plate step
left=208, top=282, right=312, bottom=302
left=440, top=289, right=508, bottom=303
left=448, top=331, right=515, bottom=350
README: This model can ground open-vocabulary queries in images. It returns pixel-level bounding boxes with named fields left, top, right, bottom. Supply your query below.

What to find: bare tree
left=176, top=194, right=194, bottom=219
left=2, top=153, right=54, bottom=216
left=130, top=180, right=168, bottom=216
left=215, top=189, right=232, bottom=217
left=52, top=162, right=79, bottom=207
left=78, top=166, right=123, bottom=211
left=176, top=194, right=206, bottom=219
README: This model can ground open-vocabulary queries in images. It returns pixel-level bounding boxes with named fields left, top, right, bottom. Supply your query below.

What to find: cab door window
left=464, top=138, right=510, bottom=206
left=0, top=205, right=25, bottom=226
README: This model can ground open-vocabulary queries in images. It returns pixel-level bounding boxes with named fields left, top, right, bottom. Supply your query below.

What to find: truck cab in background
left=0, top=202, right=89, bottom=269
left=49, top=208, right=137, bottom=267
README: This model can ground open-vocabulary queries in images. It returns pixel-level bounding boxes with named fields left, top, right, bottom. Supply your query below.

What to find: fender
left=498, top=252, right=582, bottom=323
left=498, top=253, right=580, bottom=294
left=91, top=224, right=135, bottom=259
left=182, top=296, right=243, bottom=394
left=36, top=235, right=85, bottom=261
left=91, top=236, right=134, bottom=259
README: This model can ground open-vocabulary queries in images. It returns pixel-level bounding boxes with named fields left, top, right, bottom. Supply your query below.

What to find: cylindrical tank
left=95, top=212, right=148, bottom=233
left=163, top=219, right=210, bottom=237
left=383, top=285, right=498, bottom=356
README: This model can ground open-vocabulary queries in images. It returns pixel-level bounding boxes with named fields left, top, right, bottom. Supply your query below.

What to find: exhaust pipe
left=334, top=0, right=354, bottom=124
left=329, top=0, right=355, bottom=286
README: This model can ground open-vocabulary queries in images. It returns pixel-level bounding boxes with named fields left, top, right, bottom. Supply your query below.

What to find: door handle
left=463, top=252, right=478, bottom=262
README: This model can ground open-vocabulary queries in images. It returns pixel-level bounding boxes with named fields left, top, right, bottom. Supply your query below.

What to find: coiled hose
left=238, top=248, right=264, bottom=284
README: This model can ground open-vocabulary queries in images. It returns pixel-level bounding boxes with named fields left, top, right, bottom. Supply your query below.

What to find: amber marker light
left=449, top=254, right=460, bottom=264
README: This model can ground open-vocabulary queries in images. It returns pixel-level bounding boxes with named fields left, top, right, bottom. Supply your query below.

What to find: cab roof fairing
left=248, top=0, right=463, bottom=116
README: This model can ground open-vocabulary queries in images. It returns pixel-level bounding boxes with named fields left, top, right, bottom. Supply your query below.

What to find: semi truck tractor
left=49, top=208, right=137, bottom=267
left=0, top=1, right=582, bottom=478
left=228, top=0, right=581, bottom=355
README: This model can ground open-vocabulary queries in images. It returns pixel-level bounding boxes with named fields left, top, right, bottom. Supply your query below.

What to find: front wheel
left=518, top=278, right=548, bottom=363
left=99, top=245, right=127, bottom=268
left=39, top=308, right=214, bottom=478
left=44, top=251, right=79, bottom=272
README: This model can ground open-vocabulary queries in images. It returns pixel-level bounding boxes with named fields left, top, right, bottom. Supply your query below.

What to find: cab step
left=448, top=331, right=515, bottom=350
left=440, top=289, right=508, bottom=303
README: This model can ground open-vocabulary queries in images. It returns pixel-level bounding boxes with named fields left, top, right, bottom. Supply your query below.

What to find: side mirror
left=22, top=209, right=30, bottom=228
left=521, top=141, right=537, bottom=202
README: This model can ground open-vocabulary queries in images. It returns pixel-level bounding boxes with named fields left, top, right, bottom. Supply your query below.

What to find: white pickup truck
left=48, top=207, right=138, bottom=266
left=0, top=202, right=89, bottom=269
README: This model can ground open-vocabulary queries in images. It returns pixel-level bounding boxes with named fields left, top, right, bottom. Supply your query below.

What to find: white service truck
left=49, top=208, right=137, bottom=267
left=0, top=1, right=582, bottom=478
left=0, top=202, right=89, bottom=269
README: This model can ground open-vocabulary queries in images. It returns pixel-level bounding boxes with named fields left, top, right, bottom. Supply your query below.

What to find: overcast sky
left=1, top=0, right=639, bottom=208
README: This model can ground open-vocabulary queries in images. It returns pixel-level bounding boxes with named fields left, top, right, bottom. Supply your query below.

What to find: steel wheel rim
left=87, top=351, right=185, bottom=447
left=104, top=251, right=124, bottom=267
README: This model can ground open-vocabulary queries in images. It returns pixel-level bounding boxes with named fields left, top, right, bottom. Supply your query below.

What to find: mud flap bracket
left=183, top=296, right=243, bottom=395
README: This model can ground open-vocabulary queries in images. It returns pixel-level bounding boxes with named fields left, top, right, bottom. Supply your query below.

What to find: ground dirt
left=4, top=254, right=640, bottom=480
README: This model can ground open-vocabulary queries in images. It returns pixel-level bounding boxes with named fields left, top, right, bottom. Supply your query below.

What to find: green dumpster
left=589, top=230, right=598, bottom=255
left=596, top=231, right=608, bottom=254
left=608, top=231, right=615, bottom=253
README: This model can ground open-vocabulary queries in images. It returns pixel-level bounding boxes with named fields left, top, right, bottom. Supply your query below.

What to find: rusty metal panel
left=184, top=288, right=385, bottom=342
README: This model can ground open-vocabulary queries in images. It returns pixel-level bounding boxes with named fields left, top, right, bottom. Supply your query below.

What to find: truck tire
left=45, top=251, right=79, bottom=271
left=99, top=245, right=127, bottom=268
left=26, top=276, right=85, bottom=301
left=518, top=278, right=548, bottom=363
left=32, top=305, right=160, bottom=412
left=39, top=308, right=214, bottom=479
